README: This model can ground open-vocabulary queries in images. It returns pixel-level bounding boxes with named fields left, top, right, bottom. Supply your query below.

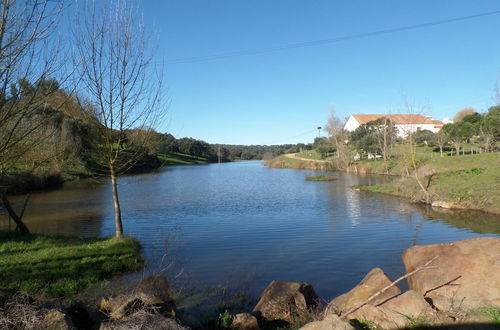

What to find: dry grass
left=0, top=293, right=45, bottom=330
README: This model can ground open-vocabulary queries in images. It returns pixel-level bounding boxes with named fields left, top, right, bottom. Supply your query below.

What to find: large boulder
left=252, top=281, right=319, bottom=322
left=380, top=290, right=435, bottom=319
left=300, top=314, right=354, bottom=330
left=326, top=268, right=401, bottom=315
left=345, top=291, right=440, bottom=329
left=402, top=237, right=500, bottom=311
left=348, top=304, right=405, bottom=329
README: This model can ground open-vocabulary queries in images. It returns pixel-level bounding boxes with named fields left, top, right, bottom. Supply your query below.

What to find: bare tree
left=0, top=0, right=66, bottom=234
left=372, top=116, right=396, bottom=171
left=75, top=0, right=165, bottom=239
left=398, top=100, right=432, bottom=204
left=435, top=129, right=449, bottom=157
left=324, top=107, right=350, bottom=169
left=453, top=108, right=475, bottom=122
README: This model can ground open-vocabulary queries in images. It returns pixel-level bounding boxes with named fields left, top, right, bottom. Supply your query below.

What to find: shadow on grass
left=0, top=231, right=145, bottom=298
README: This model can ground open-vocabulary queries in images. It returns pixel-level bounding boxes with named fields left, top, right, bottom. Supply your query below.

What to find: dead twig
left=340, top=256, right=439, bottom=319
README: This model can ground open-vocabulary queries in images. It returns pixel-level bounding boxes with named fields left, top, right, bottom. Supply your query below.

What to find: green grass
left=296, top=150, right=325, bottom=160
left=158, top=152, right=210, bottom=165
left=362, top=152, right=500, bottom=214
left=0, top=232, right=144, bottom=298
left=476, top=307, right=500, bottom=324
left=265, top=154, right=335, bottom=171
left=306, top=175, right=337, bottom=181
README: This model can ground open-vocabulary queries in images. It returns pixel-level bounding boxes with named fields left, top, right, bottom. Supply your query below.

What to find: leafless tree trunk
left=74, top=0, right=165, bottom=238
left=325, top=107, right=350, bottom=169
left=435, top=129, right=449, bottom=157
left=399, top=100, right=431, bottom=203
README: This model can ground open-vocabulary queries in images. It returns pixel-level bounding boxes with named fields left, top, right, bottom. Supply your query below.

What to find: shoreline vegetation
left=265, top=151, right=500, bottom=215
left=0, top=232, right=144, bottom=298
left=305, top=175, right=337, bottom=181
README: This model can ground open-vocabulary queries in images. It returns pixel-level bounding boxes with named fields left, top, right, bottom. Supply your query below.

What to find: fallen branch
left=340, top=256, right=439, bottom=319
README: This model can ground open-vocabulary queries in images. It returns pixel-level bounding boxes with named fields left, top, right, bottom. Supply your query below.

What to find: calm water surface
left=2, top=161, right=499, bottom=300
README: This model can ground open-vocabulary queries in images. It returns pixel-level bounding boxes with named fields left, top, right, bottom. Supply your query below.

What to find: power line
left=167, top=9, right=500, bottom=64
left=264, top=129, right=317, bottom=145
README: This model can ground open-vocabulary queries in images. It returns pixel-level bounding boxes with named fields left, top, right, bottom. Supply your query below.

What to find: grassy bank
left=264, top=154, right=334, bottom=171
left=267, top=151, right=500, bottom=214
left=360, top=152, right=500, bottom=214
left=0, top=232, right=144, bottom=298
left=158, top=151, right=210, bottom=165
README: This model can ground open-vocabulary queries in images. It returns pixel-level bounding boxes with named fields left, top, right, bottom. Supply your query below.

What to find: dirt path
left=284, top=153, right=330, bottom=163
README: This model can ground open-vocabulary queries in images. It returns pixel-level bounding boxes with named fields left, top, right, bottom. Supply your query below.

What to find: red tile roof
left=352, top=114, right=443, bottom=125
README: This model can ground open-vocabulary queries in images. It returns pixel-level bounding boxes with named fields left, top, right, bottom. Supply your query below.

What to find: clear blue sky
left=141, top=0, right=500, bottom=145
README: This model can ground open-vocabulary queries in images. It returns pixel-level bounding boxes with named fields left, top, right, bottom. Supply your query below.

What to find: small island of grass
left=0, top=232, right=144, bottom=298
left=306, top=175, right=337, bottom=181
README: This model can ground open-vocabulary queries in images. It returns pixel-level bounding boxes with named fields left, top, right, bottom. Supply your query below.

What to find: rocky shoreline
left=1, top=237, right=498, bottom=329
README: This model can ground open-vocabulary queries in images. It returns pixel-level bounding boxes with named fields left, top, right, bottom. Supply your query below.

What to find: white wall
left=395, top=123, right=440, bottom=137
left=344, top=115, right=360, bottom=132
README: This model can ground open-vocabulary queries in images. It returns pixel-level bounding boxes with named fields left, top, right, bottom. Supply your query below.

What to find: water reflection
left=1, top=161, right=499, bottom=299
left=0, top=181, right=109, bottom=237
left=423, top=206, right=500, bottom=235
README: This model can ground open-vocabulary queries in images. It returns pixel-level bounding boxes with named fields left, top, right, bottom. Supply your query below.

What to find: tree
left=75, top=0, right=165, bottom=239
left=479, top=106, right=500, bottom=152
left=0, top=0, right=66, bottom=234
left=442, top=121, right=475, bottom=156
left=435, top=129, right=449, bottom=157
left=350, top=117, right=397, bottom=164
left=324, top=110, right=350, bottom=169
left=453, top=108, right=475, bottom=122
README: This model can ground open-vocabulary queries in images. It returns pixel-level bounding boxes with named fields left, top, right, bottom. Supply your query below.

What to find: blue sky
left=141, top=1, right=500, bottom=145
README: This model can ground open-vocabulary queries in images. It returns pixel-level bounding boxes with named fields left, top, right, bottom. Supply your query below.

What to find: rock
left=232, top=313, right=260, bottom=329
left=252, top=281, right=319, bottom=322
left=326, top=268, right=401, bottom=315
left=100, top=292, right=172, bottom=319
left=431, top=200, right=462, bottom=209
left=300, top=314, right=354, bottom=330
left=346, top=291, right=454, bottom=329
left=347, top=304, right=407, bottom=329
left=39, top=309, right=76, bottom=330
left=135, top=275, right=177, bottom=316
left=402, top=237, right=500, bottom=311
left=380, top=290, right=435, bottom=319
left=99, top=310, right=187, bottom=330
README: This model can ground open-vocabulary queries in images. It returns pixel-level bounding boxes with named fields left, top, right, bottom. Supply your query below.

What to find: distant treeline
left=147, top=132, right=310, bottom=162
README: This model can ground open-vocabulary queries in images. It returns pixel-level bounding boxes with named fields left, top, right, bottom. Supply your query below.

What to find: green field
left=295, top=150, right=326, bottom=160
left=158, top=152, right=210, bottom=165
left=0, top=232, right=144, bottom=298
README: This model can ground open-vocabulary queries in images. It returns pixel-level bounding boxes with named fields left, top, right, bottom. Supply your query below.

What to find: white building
left=344, top=114, right=445, bottom=138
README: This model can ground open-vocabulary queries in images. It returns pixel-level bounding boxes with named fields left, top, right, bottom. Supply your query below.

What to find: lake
left=1, top=161, right=499, bottom=301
